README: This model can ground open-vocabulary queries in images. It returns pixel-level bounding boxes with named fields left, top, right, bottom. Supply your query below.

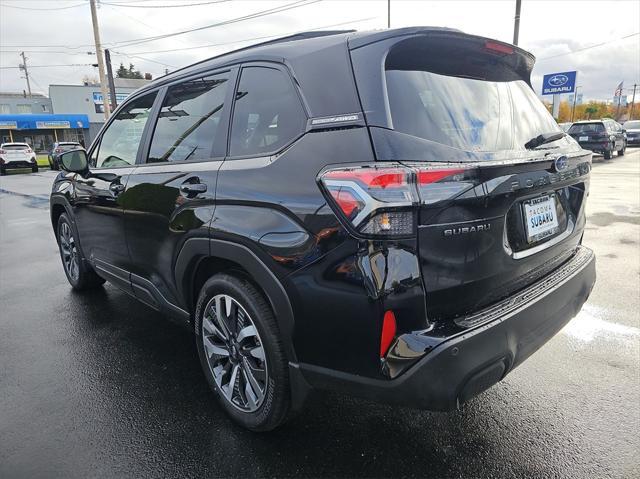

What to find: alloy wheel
left=59, top=222, right=79, bottom=282
left=201, top=294, right=268, bottom=412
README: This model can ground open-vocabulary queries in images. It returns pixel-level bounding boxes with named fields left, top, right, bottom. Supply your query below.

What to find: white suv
left=0, top=143, right=38, bottom=175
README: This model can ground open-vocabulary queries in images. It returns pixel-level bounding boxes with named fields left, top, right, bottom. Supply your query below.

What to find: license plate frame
left=579, top=136, right=589, bottom=142
left=522, top=194, right=560, bottom=244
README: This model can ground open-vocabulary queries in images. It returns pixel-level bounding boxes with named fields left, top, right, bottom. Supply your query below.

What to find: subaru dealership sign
left=542, top=71, right=577, bottom=95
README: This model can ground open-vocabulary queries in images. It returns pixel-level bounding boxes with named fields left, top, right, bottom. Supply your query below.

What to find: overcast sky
left=1, top=0, right=638, bottom=102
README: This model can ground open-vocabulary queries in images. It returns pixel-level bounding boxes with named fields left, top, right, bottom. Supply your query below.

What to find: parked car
left=558, top=122, right=573, bottom=132
left=568, top=119, right=626, bottom=159
left=50, top=27, right=596, bottom=431
left=0, top=142, right=38, bottom=175
left=49, top=142, right=83, bottom=170
left=622, top=120, right=640, bottom=145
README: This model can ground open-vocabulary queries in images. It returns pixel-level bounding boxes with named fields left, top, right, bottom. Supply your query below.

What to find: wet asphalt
left=1, top=151, right=639, bottom=479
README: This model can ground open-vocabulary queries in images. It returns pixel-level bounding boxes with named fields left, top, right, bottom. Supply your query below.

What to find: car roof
left=1, top=142, right=29, bottom=146
left=127, top=26, right=532, bottom=119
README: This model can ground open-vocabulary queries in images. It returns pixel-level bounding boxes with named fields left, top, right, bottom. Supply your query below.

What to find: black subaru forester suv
left=51, top=28, right=596, bottom=431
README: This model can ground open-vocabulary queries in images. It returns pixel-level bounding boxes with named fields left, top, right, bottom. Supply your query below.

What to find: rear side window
left=568, top=123, right=605, bottom=134
left=229, top=67, right=306, bottom=157
left=148, top=73, right=230, bottom=163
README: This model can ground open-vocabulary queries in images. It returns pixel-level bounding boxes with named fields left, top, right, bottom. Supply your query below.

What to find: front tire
left=195, top=273, right=291, bottom=431
left=57, top=213, right=105, bottom=290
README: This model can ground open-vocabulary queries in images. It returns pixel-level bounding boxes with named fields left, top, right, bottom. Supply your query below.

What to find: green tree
left=116, top=62, right=143, bottom=79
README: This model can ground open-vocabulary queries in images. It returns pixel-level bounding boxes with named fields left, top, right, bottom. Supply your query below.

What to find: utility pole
left=387, top=0, right=390, bottom=29
left=19, top=52, right=32, bottom=99
left=90, top=0, right=111, bottom=120
left=513, top=0, right=522, bottom=46
left=104, top=49, right=118, bottom=111
left=630, top=83, right=638, bottom=118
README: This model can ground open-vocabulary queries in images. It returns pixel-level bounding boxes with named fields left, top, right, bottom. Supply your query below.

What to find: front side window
left=94, top=93, right=156, bottom=168
left=230, top=67, right=306, bottom=157
left=147, top=73, right=229, bottom=163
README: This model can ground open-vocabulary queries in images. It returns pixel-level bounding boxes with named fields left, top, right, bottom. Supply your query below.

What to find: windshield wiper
left=525, top=131, right=565, bottom=150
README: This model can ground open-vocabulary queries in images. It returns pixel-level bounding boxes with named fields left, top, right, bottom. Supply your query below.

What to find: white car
left=0, top=143, right=38, bottom=175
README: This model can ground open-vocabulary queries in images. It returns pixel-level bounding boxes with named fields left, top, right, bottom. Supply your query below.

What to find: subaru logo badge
left=554, top=155, right=568, bottom=172
left=549, top=74, right=568, bottom=87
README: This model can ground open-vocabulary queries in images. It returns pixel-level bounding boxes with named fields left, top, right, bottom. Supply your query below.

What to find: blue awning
left=0, top=114, right=89, bottom=130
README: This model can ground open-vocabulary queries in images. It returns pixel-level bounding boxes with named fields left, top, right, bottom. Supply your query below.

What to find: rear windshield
left=568, top=123, right=605, bottom=134
left=2, top=144, right=29, bottom=150
left=385, top=69, right=561, bottom=152
left=623, top=120, right=640, bottom=129
left=59, top=143, right=80, bottom=149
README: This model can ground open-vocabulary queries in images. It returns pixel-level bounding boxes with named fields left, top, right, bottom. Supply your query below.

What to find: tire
left=56, top=213, right=105, bottom=290
left=618, top=143, right=626, bottom=156
left=195, top=273, right=291, bottom=431
left=0, top=168, right=5, bottom=176
left=604, top=150, right=612, bottom=160
left=32, top=164, right=38, bottom=173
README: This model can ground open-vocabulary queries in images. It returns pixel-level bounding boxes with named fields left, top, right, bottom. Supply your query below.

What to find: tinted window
left=148, top=73, right=229, bottom=163
left=230, top=67, right=306, bottom=157
left=568, top=123, right=605, bottom=134
left=3, top=144, right=29, bottom=150
left=385, top=69, right=561, bottom=152
left=94, top=93, right=156, bottom=168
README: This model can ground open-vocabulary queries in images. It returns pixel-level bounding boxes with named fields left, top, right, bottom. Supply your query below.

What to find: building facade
left=49, top=78, right=149, bottom=144
left=0, top=114, right=90, bottom=153
left=0, top=93, right=52, bottom=115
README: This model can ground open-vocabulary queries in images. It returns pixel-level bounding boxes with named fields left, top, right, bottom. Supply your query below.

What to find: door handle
left=109, top=183, right=125, bottom=194
left=180, top=183, right=207, bottom=194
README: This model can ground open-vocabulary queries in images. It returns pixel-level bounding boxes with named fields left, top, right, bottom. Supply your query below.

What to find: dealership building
left=0, top=78, right=149, bottom=153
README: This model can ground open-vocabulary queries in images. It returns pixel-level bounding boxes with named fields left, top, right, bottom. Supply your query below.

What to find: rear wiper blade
left=525, top=131, right=565, bottom=150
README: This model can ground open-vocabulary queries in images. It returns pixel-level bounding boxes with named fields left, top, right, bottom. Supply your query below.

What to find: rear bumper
left=299, top=246, right=595, bottom=410
left=1, top=159, right=36, bottom=169
left=577, top=141, right=612, bottom=153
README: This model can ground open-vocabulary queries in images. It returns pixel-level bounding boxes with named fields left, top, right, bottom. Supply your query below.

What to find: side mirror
left=59, top=149, right=89, bottom=175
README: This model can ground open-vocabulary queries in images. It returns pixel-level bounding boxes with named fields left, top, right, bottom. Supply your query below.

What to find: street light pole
left=630, top=84, right=638, bottom=118
left=89, top=0, right=111, bottom=120
left=571, top=85, right=581, bottom=122
left=387, top=0, right=390, bottom=29
left=513, top=0, right=522, bottom=45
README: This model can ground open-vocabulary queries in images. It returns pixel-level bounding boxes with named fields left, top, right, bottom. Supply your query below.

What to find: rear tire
left=618, top=143, right=626, bottom=156
left=32, top=164, right=38, bottom=173
left=56, top=213, right=105, bottom=290
left=604, top=150, right=612, bottom=160
left=195, top=273, right=291, bottom=431
left=0, top=167, right=6, bottom=176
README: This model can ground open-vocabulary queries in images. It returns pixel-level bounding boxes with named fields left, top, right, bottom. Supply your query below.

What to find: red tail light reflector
left=328, top=188, right=364, bottom=219
left=380, top=310, right=397, bottom=358
left=417, top=168, right=466, bottom=185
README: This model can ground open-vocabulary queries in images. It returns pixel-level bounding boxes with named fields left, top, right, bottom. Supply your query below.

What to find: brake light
left=484, top=40, right=514, bottom=55
left=320, top=165, right=417, bottom=237
left=380, top=310, right=397, bottom=358
left=26, top=148, right=33, bottom=153
left=319, top=164, right=474, bottom=237
left=54, top=148, right=62, bottom=153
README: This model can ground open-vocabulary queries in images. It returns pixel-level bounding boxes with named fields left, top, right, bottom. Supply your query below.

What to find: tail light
left=319, top=163, right=473, bottom=237
left=54, top=148, right=62, bottom=153
left=26, top=148, right=33, bottom=153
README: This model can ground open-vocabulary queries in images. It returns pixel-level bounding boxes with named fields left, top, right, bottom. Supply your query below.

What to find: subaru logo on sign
left=549, top=74, right=568, bottom=87
left=542, top=71, right=577, bottom=95
left=554, top=156, right=568, bottom=172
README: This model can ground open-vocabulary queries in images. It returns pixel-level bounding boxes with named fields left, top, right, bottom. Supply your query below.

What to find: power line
left=0, top=64, right=96, bottom=69
left=123, top=16, right=377, bottom=55
left=102, top=0, right=231, bottom=8
left=113, top=0, right=322, bottom=49
left=537, top=32, right=639, bottom=61
left=0, top=0, right=321, bottom=49
left=0, top=2, right=86, bottom=11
